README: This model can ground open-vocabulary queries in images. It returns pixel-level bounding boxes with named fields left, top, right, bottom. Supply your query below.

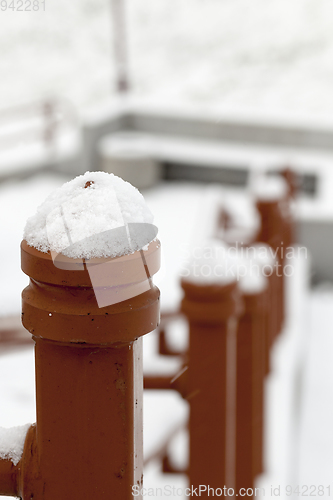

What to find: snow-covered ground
left=298, top=288, right=333, bottom=488
left=2, top=0, right=333, bottom=120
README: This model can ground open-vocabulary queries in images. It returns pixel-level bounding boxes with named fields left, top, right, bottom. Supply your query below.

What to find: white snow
left=226, top=247, right=269, bottom=293
left=2, top=0, right=333, bottom=121
left=251, top=174, right=288, bottom=202
left=143, top=329, right=183, bottom=376
left=99, top=132, right=156, bottom=159
left=239, top=272, right=268, bottom=295
left=223, top=190, right=261, bottom=232
left=0, top=173, right=69, bottom=317
left=0, top=424, right=30, bottom=466
left=23, top=171, right=154, bottom=259
left=181, top=240, right=238, bottom=285
left=234, top=243, right=279, bottom=292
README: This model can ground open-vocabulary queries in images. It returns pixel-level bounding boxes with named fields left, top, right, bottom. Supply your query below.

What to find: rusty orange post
left=0, top=459, right=20, bottom=497
left=280, top=167, right=299, bottom=201
left=245, top=243, right=279, bottom=373
left=180, top=278, right=242, bottom=496
left=254, top=177, right=289, bottom=333
left=279, top=168, right=298, bottom=249
left=263, top=261, right=280, bottom=358
left=235, top=274, right=268, bottom=493
left=256, top=194, right=287, bottom=252
left=0, top=238, right=160, bottom=499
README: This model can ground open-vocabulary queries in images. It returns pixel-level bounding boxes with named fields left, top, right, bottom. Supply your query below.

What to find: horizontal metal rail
left=0, top=98, right=78, bottom=152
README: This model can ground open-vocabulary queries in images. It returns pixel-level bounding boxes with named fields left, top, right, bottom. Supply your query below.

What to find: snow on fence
left=0, top=172, right=161, bottom=498
left=0, top=168, right=300, bottom=498
left=144, top=169, right=298, bottom=495
left=0, top=99, right=77, bottom=151
left=0, top=99, right=79, bottom=182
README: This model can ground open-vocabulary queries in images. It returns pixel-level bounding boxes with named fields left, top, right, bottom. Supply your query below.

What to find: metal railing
left=0, top=98, right=78, bottom=153
left=0, top=170, right=297, bottom=498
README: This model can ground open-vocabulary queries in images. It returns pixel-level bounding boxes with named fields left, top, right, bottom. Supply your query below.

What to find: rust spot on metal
left=84, top=181, right=94, bottom=189
left=116, top=379, right=126, bottom=393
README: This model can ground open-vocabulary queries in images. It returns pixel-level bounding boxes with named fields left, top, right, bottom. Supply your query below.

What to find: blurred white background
left=1, top=0, right=333, bottom=118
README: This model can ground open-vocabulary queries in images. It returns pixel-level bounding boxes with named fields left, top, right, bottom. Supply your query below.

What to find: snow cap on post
left=181, top=239, right=239, bottom=286
left=23, top=171, right=160, bottom=307
left=0, top=424, right=31, bottom=466
left=250, top=172, right=288, bottom=202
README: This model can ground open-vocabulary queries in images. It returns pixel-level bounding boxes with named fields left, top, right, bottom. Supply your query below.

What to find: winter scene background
left=1, top=0, right=333, bottom=119
left=1, top=1, right=333, bottom=499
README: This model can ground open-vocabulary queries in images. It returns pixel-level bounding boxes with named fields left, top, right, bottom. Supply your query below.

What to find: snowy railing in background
left=0, top=99, right=78, bottom=154
left=144, top=168, right=297, bottom=495
left=0, top=317, right=33, bottom=355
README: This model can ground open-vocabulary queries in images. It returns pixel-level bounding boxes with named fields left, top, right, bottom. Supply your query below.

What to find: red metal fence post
left=235, top=274, right=268, bottom=492
left=255, top=179, right=289, bottom=333
left=245, top=243, right=279, bottom=373
left=0, top=238, right=160, bottom=499
left=180, top=278, right=242, bottom=495
left=0, top=459, right=20, bottom=497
